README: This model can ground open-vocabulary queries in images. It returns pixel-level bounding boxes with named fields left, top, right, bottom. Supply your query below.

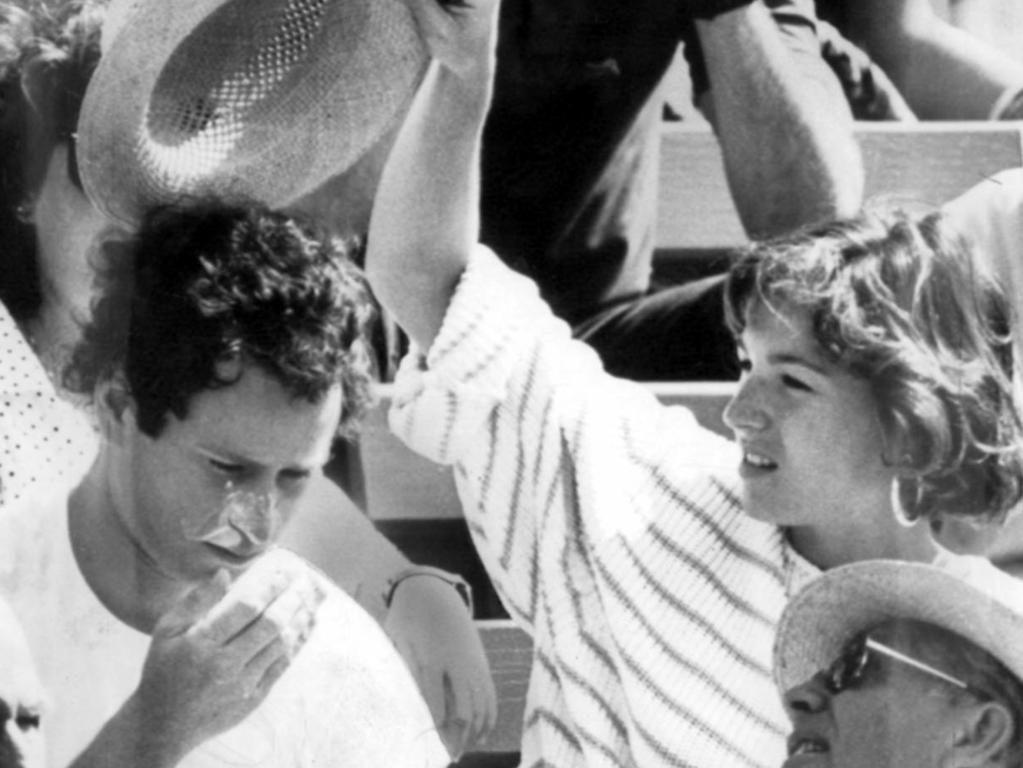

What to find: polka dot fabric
left=0, top=305, right=95, bottom=518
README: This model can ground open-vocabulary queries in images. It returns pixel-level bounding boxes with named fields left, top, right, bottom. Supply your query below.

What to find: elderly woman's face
left=782, top=670, right=950, bottom=768
left=781, top=627, right=987, bottom=768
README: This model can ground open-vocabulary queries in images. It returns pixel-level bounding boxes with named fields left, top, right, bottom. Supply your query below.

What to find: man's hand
left=385, top=575, right=497, bottom=759
left=131, top=564, right=325, bottom=761
left=818, top=20, right=916, bottom=121
left=404, top=0, right=502, bottom=79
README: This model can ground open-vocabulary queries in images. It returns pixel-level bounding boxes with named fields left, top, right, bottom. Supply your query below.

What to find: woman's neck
left=786, top=512, right=939, bottom=571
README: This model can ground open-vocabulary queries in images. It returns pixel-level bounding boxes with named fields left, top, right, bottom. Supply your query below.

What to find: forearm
left=366, top=57, right=493, bottom=351
left=865, top=18, right=1023, bottom=119
left=279, top=477, right=409, bottom=624
left=697, top=2, right=863, bottom=237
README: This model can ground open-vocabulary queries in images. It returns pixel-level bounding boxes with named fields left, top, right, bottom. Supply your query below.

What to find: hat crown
left=774, top=554, right=1023, bottom=695
left=80, top=0, right=427, bottom=226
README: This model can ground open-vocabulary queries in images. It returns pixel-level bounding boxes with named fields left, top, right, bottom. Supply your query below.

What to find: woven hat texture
left=774, top=555, right=1023, bottom=693
left=79, top=0, right=427, bottom=226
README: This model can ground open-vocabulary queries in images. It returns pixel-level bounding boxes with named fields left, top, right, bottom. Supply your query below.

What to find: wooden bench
left=653, top=122, right=1023, bottom=280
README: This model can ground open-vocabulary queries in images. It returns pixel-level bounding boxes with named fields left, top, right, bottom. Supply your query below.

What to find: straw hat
left=77, top=0, right=427, bottom=226
left=774, top=555, right=1023, bottom=693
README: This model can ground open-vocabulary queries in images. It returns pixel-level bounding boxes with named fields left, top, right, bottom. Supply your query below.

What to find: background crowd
left=2, top=0, right=1023, bottom=767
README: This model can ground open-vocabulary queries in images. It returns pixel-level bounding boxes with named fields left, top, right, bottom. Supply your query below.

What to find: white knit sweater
left=392, top=247, right=819, bottom=768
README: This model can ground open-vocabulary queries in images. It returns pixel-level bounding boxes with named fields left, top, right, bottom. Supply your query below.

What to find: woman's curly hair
left=0, top=0, right=103, bottom=321
left=63, top=201, right=376, bottom=439
left=724, top=208, right=1023, bottom=527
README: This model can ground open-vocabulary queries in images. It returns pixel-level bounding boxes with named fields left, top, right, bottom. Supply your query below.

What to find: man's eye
left=209, top=458, right=244, bottom=474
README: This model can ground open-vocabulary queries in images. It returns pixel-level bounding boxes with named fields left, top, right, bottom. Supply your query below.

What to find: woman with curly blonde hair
left=364, top=2, right=1023, bottom=764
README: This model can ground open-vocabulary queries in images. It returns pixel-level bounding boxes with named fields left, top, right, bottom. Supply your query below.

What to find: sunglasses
left=823, top=633, right=988, bottom=700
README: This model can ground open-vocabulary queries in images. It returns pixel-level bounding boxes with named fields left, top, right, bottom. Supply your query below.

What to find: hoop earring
left=890, top=476, right=922, bottom=527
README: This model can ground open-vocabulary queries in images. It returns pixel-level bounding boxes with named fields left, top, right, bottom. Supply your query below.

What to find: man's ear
left=93, top=376, right=135, bottom=446
left=940, top=700, right=1015, bottom=768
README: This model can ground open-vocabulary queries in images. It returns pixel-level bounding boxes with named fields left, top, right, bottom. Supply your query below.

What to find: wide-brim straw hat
left=78, top=0, right=427, bottom=227
left=774, top=555, right=1023, bottom=694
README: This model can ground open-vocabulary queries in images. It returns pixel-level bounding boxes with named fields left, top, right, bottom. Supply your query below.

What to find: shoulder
left=945, top=169, right=1023, bottom=236
left=944, top=169, right=1023, bottom=282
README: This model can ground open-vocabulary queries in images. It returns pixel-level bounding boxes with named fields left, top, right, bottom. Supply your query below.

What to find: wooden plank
left=656, top=122, right=1023, bottom=250
left=363, top=382, right=736, bottom=521
left=473, top=620, right=533, bottom=755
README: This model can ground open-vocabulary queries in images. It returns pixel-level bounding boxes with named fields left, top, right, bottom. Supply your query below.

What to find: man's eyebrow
left=198, top=443, right=329, bottom=472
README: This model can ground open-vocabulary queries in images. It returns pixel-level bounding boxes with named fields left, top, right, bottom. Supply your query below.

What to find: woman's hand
left=385, top=574, right=497, bottom=759
left=404, top=0, right=502, bottom=80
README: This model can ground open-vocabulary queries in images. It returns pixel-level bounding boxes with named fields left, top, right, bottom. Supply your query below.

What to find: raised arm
left=696, top=2, right=864, bottom=237
left=365, top=0, right=501, bottom=351
left=851, top=0, right=1023, bottom=120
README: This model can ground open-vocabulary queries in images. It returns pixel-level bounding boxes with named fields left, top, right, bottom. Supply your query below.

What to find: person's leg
left=571, top=273, right=739, bottom=382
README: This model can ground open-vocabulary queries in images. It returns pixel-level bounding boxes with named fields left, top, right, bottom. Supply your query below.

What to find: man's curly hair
left=725, top=208, right=1023, bottom=528
left=0, top=0, right=103, bottom=321
left=63, top=201, right=375, bottom=439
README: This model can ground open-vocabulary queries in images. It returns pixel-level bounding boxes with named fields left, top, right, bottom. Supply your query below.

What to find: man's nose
left=226, top=488, right=281, bottom=546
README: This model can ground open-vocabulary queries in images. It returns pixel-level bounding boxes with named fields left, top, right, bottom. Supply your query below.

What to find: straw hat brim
left=774, top=558, right=1023, bottom=694
left=78, top=0, right=427, bottom=226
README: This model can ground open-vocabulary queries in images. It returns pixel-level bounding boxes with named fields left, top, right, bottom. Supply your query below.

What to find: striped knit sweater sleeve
left=391, top=247, right=816, bottom=768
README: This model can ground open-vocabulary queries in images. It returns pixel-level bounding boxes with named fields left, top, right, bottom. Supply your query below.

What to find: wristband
left=688, top=0, right=756, bottom=21
left=383, top=565, right=474, bottom=616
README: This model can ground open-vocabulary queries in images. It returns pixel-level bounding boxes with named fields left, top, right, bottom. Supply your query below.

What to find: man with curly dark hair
left=63, top=202, right=376, bottom=441
left=0, top=201, right=493, bottom=768
left=0, top=3, right=496, bottom=761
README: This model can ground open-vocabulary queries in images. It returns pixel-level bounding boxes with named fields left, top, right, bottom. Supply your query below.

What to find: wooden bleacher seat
left=654, top=122, right=1023, bottom=280
left=657, top=122, right=1023, bottom=248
